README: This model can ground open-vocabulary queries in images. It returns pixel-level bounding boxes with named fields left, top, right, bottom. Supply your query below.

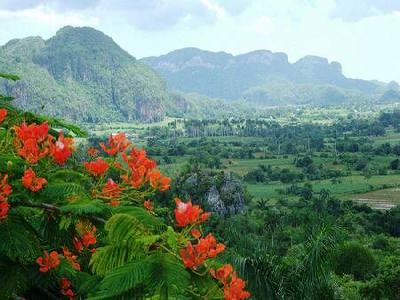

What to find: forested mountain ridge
left=0, top=26, right=168, bottom=122
left=142, top=47, right=400, bottom=106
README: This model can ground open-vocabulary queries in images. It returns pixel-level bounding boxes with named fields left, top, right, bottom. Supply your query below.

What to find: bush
left=333, top=242, right=377, bottom=280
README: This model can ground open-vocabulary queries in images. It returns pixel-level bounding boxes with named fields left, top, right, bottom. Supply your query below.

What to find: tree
left=333, top=242, right=377, bottom=281
left=0, top=74, right=251, bottom=299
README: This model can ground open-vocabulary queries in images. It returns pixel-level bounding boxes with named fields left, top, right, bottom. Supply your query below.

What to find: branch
left=11, top=201, right=106, bottom=223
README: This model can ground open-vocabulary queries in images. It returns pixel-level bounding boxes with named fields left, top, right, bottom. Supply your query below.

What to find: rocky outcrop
left=177, top=170, right=247, bottom=216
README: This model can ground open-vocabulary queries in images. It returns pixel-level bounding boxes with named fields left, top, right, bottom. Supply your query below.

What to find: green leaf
left=0, top=73, right=20, bottom=81
left=0, top=213, right=41, bottom=263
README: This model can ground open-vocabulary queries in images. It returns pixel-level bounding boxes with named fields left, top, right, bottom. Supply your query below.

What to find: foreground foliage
left=0, top=74, right=250, bottom=299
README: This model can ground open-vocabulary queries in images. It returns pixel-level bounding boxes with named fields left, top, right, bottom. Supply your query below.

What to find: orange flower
left=62, top=247, right=80, bottom=271
left=84, top=158, right=109, bottom=177
left=122, top=147, right=156, bottom=172
left=50, top=131, right=74, bottom=165
left=110, top=200, right=120, bottom=207
left=22, top=168, right=47, bottom=192
left=0, top=201, right=9, bottom=220
left=121, top=165, right=146, bottom=188
left=224, top=273, right=251, bottom=300
left=147, top=170, right=171, bottom=192
left=100, top=133, right=130, bottom=156
left=102, top=178, right=122, bottom=199
left=179, top=234, right=225, bottom=269
left=0, top=109, right=7, bottom=124
left=87, top=147, right=99, bottom=157
left=210, top=264, right=234, bottom=285
left=210, top=264, right=251, bottom=300
left=174, top=198, right=210, bottom=227
left=73, top=224, right=97, bottom=252
left=59, top=278, right=75, bottom=298
left=14, top=122, right=51, bottom=164
left=36, top=251, right=60, bottom=272
left=143, top=200, right=154, bottom=211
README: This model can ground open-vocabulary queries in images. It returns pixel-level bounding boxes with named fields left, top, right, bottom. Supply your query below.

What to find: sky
left=0, top=0, right=399, bottom=83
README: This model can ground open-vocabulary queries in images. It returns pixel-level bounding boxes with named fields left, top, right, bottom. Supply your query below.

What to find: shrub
left=333, top=242, right=377, bottom=280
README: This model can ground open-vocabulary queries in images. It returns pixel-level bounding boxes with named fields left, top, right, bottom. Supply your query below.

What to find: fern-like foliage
left=0, top=213, right=41, bottom=264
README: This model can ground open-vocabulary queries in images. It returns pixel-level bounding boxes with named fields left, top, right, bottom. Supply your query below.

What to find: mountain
left=142, top=48, right=390, bottom=106
left=0, top=26, right=168, bottom=122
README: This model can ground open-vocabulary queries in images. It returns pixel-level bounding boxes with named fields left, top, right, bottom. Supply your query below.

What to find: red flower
left=100, top=133, right=130, bottom=156
left=121, top=165, right=146, bottom=188
left=143, top=200, right=154, bottom=211
left=87, top=147, right=99, bottom=157
left=0, top=174, right=12, bottom=221
left=191, top=229, right=202, bottom=239
left=210, top=264, right=251, bottom=300
left=147, top=170, right=171, bottom=192
left=59, top=278, right=75, bottom=299
left=84, top=158, right=109, bottom=177
left=14, top=122, right=52, bottom=164
left=0, top=109, right=7, bottom=124
left=110, top=200, right=120, bottom=206
left=0, top=173, right=12, bottom=202
left=72, top=237, right=83, bottom=253
left=36, top=251, right=60, bottom=272
left=210, top=264, right=234, bottom=285
left=179, top=234, right=225, bottom=269
left=50, top=131, right=74, bottom=165
left=82, top=231, right=97, bottom=248
left=174, top=198, right=210, bottom=227
left=62, top=247, right=80, bottom=271
left=22, top=168, right=47, bottom=192
left=102, top=178, right=122, bottom=199
left=122, top=147, right=156, bottom=172
left=224, top=273, right=251, bottom=300
left=73, top=224, right=97, bottom=252
left=0, top=201, right=9, bottom=220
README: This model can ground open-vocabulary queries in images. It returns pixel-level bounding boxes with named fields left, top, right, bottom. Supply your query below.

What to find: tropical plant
left=0, top=73, right=250, bottom=299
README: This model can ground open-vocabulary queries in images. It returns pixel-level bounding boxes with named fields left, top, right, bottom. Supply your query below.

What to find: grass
left=350, top=188, right=400, bottom=209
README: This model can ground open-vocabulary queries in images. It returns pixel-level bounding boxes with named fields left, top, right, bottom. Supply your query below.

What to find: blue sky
left=0, top=0, right=399, bottom=83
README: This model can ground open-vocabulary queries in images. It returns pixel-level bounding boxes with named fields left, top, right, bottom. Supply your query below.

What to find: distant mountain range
left=0, top=26, right=167, bottom=122
left=142, top=48, right=399, bottom=106
left=0, top=26, right=399, bottom=123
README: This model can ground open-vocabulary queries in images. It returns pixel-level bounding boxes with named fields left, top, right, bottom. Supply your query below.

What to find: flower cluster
left=14, top=122, right=74, bottom=164
left=62, top=247, right=81, bottom=271
left=101, top=178, right=122, bottom=206
left=59, top=278, right=75, bottom=299
left=84, top=158, right=109, bottom=177
left=36, top=251, right=60, bottom=273
left=0, top=108, right=7, bottom=124
left=210, top=264, right=251, bottom=300
left=179, top=233, right=225, bottom=269
left=0, top=174, right=12, bottom=220
left=72, top=223, right=97, bottom=253
left=175, top=198, right=210, bottom=227
left=121, top=147, right=171, bottom=191
left=51, top=132, right=74, bottom=165
left=175, top=198, right=251, bottom=299
left=100, top=133, right=130, bottom=156
left=22, top=168, right=47, bottom=192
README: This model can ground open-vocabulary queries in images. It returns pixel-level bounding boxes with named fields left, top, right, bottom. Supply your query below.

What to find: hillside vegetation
left=0, top=26, right=168, bottom=123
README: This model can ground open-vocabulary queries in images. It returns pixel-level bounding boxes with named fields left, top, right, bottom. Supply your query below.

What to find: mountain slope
left=0, top=26, right=168, bottom=122
left=142, top=48, right=389, bottom=105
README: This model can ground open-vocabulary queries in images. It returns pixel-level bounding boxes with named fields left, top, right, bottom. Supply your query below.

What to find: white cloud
left=0, top=5, right=99, bottom=26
